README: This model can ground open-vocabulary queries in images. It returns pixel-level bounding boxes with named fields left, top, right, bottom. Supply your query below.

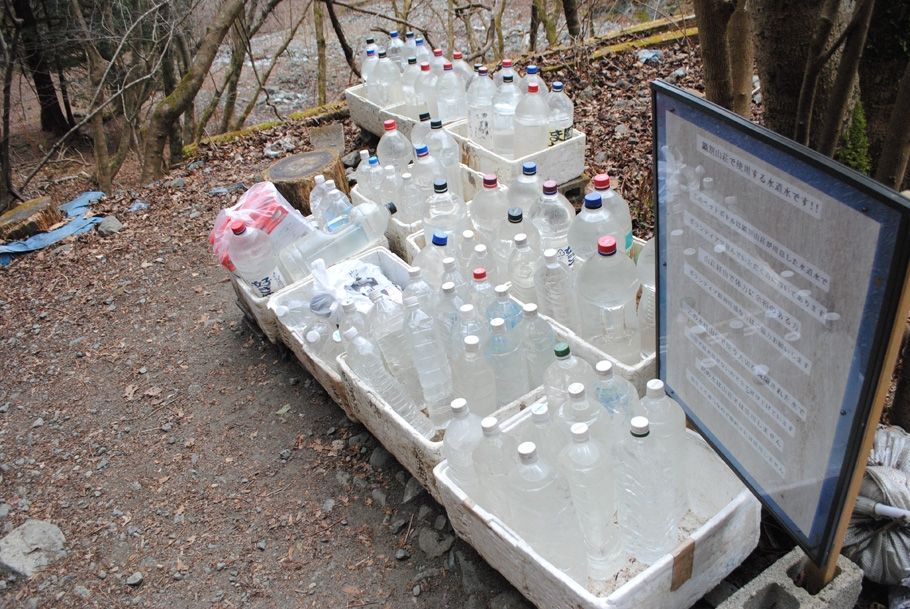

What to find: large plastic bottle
left=467, top=67, right=496, bottom=147
left=506, top=162, right=542, bottom=212
left=414, top=37, right=431, bottom=64
left=396, top=172, right=425, bottom=224
left=378, top=165, right=402, bottom=206
left=227, top=220, right=286, bottom=297
left=559, top=422, right=622, bottom=581
left=493, top=207, right=541, bottom=273
left=353, top=151, right=372, bottom=190
left=523, top=64, right=548, bottom=94
left=513, top=82, right=550, bottom=157
left=442, top=398, right=483, bottom=494
left=568, top=191, right=626, bottom=264
left=435, top=281, right=467, bottom=343
left=304, top=299, right=342, bottom=363
left=369, top=50, right=404, bottom=107
left=492, top=74, right=522, bottom=157
left=403, top=297, right=454, bottom=429
left=637, top=238, right=656, bottom=359
left=362, top=48, right=378, bottom=87
left=308, top=174, right=329, bottom=213
left=386, top=30, right=405, bottom=67
left=592, top=359, right=639, bottom=449
left=519, top=303, right=557, bottom=384
left=469, top=268, right=496, bottom=313
left=430, top=47, right=447, bottom=76
left=377, top=119, right=414, bottom=172
left=415, top=61, right=439, bottom=117
left=342, top=327, right=434, bottom=438
left=423, top=179, right=468, bottom=241
left=412, top=231, right=451, bottom=289
left=426, top=120, right=462, bottom=197
left=471, top=416, right=517, bottom=519
left=493, top=58, right=521, bottom=88
left=411, top=144, right=446, bottom=195
left=452, top=51, right=473, bottom=89
left=640, top=379, right=687, bottom=517
left=468, top=243, right=499, bottom=284
left=441, top=257, right=470, bottom=301
left=619, top=416, right=677, bottom=565
left=410, top=112, right=433, bottom=148
left=436, top=62, right=467, bottom=123
left=314, top=181, right=354, bottom=233
left=485, top=317, right=530, bottom=406
left=527, top=402, right=567, bottom=464
left=450, top=304, right=490, bottom=357
left=529, top=180, right=576, bottom=268
left=592, top=174, right=633, bottom=254
left=557, top=382, right=601, bottom=437
left=470, top=175, right=511, bottom=246
left=339, top=298, right=369, bottom=336
left=534, top=248, right=579, bottom=331
left=357, top=155, right=383, bottom=200
left=508, top=233, right=539, bottom=303
left=485, top=283, right=523, bottom=329
left=404, top=31, right=418, bottom=66
left=401, top=57, right=422, bottom=117
left=367, top=289, right=418, bottom=390
left=403, top=266, right=434, bottom=310
left=453, top=335, right=498, bottom=418
left=577, top=236, right=641, bottom=364
left=547, top=81, right=574, bottom=145
left=543, top=342, right=596, bottom=414
left=455, top=229, right=479, bottom=274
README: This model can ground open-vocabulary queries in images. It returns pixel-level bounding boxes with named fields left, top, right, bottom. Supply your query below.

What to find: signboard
left=651, top=81, right=910, bottom=567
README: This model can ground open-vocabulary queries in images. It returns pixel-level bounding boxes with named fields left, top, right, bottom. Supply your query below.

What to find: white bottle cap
left=517, top=441, right=538, bottom=463
left=464, top=335, right=480, bottom=351
left=490, top=317, right=505, bottom=332
left=408, top=266, right=422, bottom=279
left=459, top=303, right=474, bottom=314
left=342, top=327, right=358, bottom=340
left=443, top=257, right=457, bottom=271
left=630, top=416, right=650, bottom=436
left=646, top=379, right=665, bottom=399
left=481, top=417, right=499, bottom=436
left=368, top=290, right=382, bottom=302
left=474, top=243, right=487, bottom=254
left=570, top=422, right=589, bottom=442
left=543, top=248, right=558, bottom=261
left=568, top=382, right=585, bottom=399
left=462, top=230, right=475, bottom=242
left=514, top=233, right=527, bottom=247
left=315, top=174, right=326, bottom=184
left=522, top=303, right=538, bottom=317
left=494, top=284, right=509, bottom=297
left=341, top=298, right=356, bottom=313
left=595, top=360, right=613, bottom=379
left=531, top=402, right=550, bottom=422
left=441, top=281, right=456, bottom=294
left=305, top=329, right=321, bottom=344
left=325, top=179, right=336, bottom=189
left=402, top=172, right=413, bottom=181
left=450, top=397, right=468, bottom=416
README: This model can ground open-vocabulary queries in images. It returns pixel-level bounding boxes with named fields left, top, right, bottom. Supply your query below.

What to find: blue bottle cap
left=406, top=31, right=415, bottom=39
left=416, top=37, right=424, bottom=45
left=527, top=64, right=539, bottom=74
left=390, top=30, right=399, bottom=38
left=368, top=156, right=379, bottom=166
left=584, top=192, right=603, bottom=209
left=415, top=144, right=429, bottom=156
left=522, top=162, right=537, bottom=175
left=431, top=232, right=448, bottom=246
left=553, top=81, right=564, bottom=91
left=366, top=49, right=376, bottom=56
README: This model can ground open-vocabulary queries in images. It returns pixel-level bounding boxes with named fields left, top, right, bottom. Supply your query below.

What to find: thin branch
left=328, top=0, right=437, bottom=49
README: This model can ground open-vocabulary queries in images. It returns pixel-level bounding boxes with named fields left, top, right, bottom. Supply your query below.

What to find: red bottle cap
left=473, top=268, right=487, bottom=280
left=443, top=61, right=453, bottom=70
left=433, top=48, right=443, bottom=57
left=542, top=180, right=557, bottom=195
left=453, top=51, right=463, bottom=59
left=420, top=62, right=431, bottom=71
left=597, top=235, right=617, bottom=256
left=593, top=173, right=610, bottom=190
left=482, top=174, right=497, bottom=188
left=230, top=220, right=246, bottom=235
left=527, top=82, right=539, bottom=93
left=502, top=59, right=513, bottom=67
left=383, top=119, right=397, bottom=131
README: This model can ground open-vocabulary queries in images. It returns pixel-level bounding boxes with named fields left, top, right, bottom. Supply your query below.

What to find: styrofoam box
left=445, top=119, right=587, bottom=185
left=345, top=84, right=468, bottom=139
left=434, top=405, right=761, bottom=609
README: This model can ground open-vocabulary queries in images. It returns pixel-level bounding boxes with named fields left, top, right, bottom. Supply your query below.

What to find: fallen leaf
left=124, top=384, right=137, bottom=400
left=275, top=404, right=291, bottom=415
left=144, top=386, right=162, bottom=397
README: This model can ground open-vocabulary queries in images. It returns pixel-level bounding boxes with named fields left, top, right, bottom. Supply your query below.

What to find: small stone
left=256, top=539, right=267, bottom=551
left=457, top=550, right=483, bottom=596
left=417, top=505, right=433, bottom=522
left=335, top=470, right=351, bottom=486
left=321, top=499, right=335, bottom=514
left=395, top=548, right=410, bottom=561
left=412, top=584, right=421, bottom=597
left=371, top=488, right=387, bottom=507
left=401, top=477, right=424, bottom=504
left=347, top=432, right=369, bottom=448
left=0, top=504, right=9, bottom=518
left=126, top=572, right=143, bottom=587
left=188, top=211, right=201, bottom=220
left=187, top=160, right=204, bottom=171
left=278, top=449, right=292, bottom=461
left=489, top=590, right=533, bottom=609
left=368, top=446, right=391, bottom=469
left=433, top=515, right=448, bottom=531
left=615, top=123, right=631, bottom=138
left=417, top=527, right=455, bottom=559
left=594, top=151, right=608, bottom=163
left=96, top=570, right=107, bottom=580
left=169, top=177, right=185, bottom=189
left=341, top=150, right=360, bottom=168
left=129, top=481, right=142, bottom=492
left=288, top=377, right=300, bottom=387
left=73, top=584, right=91, bottom=599
left=0, top=519, right=66, bottom=577
left=389, top=518, right=407, bottom=534
left=666, top=67, right=687, bottom=84
left=97, top=216, right=123, bottom=237
left=31, top=418, right=44, bottom=428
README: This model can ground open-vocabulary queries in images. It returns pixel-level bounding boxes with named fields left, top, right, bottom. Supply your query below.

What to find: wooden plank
left=590, top=26, right=699, bottom=60
left=670, top=538, right=695, bottom=591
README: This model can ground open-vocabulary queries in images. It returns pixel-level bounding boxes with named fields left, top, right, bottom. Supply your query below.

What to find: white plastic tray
left=345, top=84, right=465, bottom=139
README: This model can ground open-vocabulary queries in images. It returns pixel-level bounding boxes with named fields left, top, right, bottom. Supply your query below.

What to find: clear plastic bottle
left=443, top=398, right=484, bottom=494
left=342, top=327, right=435, bottom=438
left=455, top=229, right=479, bottom=274
left=577, top=236, right=641, bottom=364
left=485, top=284, right=523, bottom=329
left=386, top=30, right=405, bottom=67
left=403, top=297, right=454, bottom=429
left=523, top=64, right=548, bottom=94
left=353, top=150, right=372, bottom=191
left=559, top=422, right=622, bottom=581
left=493, top=207, right=541, bottom=273
left=450, top=304, right=490, bottom=357
left=410, top=112, right=432, bottom=148
left=452, top=51, right=473, bottom=89
left=363, top=35, right=378, bottom=61
left=404, top=31, right=418, bottom=66
left=309, top=174, right=329, bottom=213
left=467, top=67, right=496, bottom=147
left=506, top=161, right=541, bottom=212
left=396, top=172, right=425, bottom=224
left=592, top=360, right=639, bottom=450
left=637, top=238, right=656, bottom=358
left=640, top=379, right=687, bottom=518
left=378, top=165, right=402, bottom=205
left=619, top=416, right=677, bottom=565
left=557, top=382, right=601, bottom=437
left=513, top=82, right=550, bottom=157
left=467, top=243, right=499, bottom=284
left=492, top=74, right=522, bottom=158
left=468, top=269, right=496, bottom=316
left=470, top=174, right=510, bottom=246
left=547, top=81, right=574, bottom=145
left=527, top=402, right=568, bottom=466
left=441, top=257, right=470, bottom=301
left=362, top=48, right=378, bottom=86
left=485, top=317, right=530, bottom=406
left=411, top=144, right=446, bottom=195
left=414, top=37, right=431, bottom=64
left=493, top=58, right=521, bottom=88
left=401, top=57, right=422, bottom=117
left=415, top=61, right=439, bottom=117
left=403, top=266, right=434, bottom=310
left=367, top=290, right=418, bottom=391
left=453, top=335, right=498, bottom=418
left=377, top=119, right=414, bottom=172
left=305, top=301, right=342, bottom=363
left=534, top=248, right=579, bottom=331
left=339, top=298, right=369, bottom=336
left=315, top=181, right=354, bottom=233
left=423, top=179, right=468, bottom=241
left=359, top=155, right=384, bottom=200
left=529, top=180, right=576, bottom=268
left=426, top=120, right=463, bottom=197
left=430, top=47, right=447, bottom=76
left=507, top=233, right=539, bottom=303
left=227, top=221, right=286, bottom=297
left=592, top=174, right=633, bottom=254
left=435, top=281, right=466, bottom=343
left=368, top=50, right=404, bottom=107
left=568, top=191, right=625, bottom=264
left=274, top=301, right=312, bottom=337
left=519, top=303, right=556, bottom=385
left=412, top=231, right=451, bottom=289
left=471, top=416, right=517, bottom=519
left=436, top=62, right=467, bottom=123
left=543, top=342, right=596, bottom=414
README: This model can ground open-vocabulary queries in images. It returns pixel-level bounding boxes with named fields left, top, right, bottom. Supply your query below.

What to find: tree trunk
left=530, top=0, right=540, bottom=51
left=13, top=0, right=68, bottom=134
left=314, top=1, right=327, bottom=105
left=218, top=25, right=245, bottom=134
left=1, top=25, right=21, bottom=213
left=160, top=13, right=184, bottom=164
left=727, top=2, right=754, bottom=117
left=874, top=60, right=910, bottom=189
left=540, top=0, right=559, bottom=46
left=321, top=0, right=361, bottom=78
left=140, top=0, right=246, bottom=182
left=562, top=0, right=581, bottom=38
left=693, top=0, right=735, bottom=111
left=447, top=0, right=456, bottom=52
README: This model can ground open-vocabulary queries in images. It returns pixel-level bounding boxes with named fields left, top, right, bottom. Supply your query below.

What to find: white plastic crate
left=344, top=85, right=414, bottom=139
left=230, top=275, right=296, bottom=344
left=445, top=119, right=586, bottom=185
left=433, top=405, right=761, bottom=609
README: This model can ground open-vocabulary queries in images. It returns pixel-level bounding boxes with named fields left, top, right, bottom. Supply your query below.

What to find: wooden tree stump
left=0, top=196, right=64, bottom=241
left=263, top=150, right=348, bottom=215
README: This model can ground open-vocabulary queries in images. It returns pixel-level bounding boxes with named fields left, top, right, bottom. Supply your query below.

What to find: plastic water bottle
left=568, top=192, right=626, bottom=264
left=534, top=248, right=579, bottom=330
left=359, top=155, right=384, bottom=199
left=513, top=82, right=549, bottom=157
left=547, top=81, right=574, bottom=146
left=363, top=36, right=378, bottom=60
left=543, top=342, right=596, bottom=414
left=342, top=327, right=434, bottom=438
left=387, top=30, right=405, bottom=67
left=379, top=165, right=402, bottom=204
left=274, top=301, right=312, bottom=336
left=469, top=268, right=496, bottom=313
left=640, top=379, right=687, bottom=518
left=415, top=61, right=439, bottom=117
left=404, top=31, right=418, bottom=65
left=412, top=231, right=451, bottom=289
left=423, top=179, right=468, bottom=241
left=410, top=112, right=433, bottom=148
left=506, top=162, right=541, bottom=212
left=430, top=47, right=447, bottom=75
left=339, top=298, right=369, bottom=336
left=305, top=301, right=342, bottom=363
left=403, top=266, right=434, bottom=309
left=315, top=181, right=354, bottom=233
left=492, top=74, right=522, bottom=157
left=523, top=64, right=548, bottom=94
left=435, top=281, right=466, bottom=343
left=453, top=335, right=498, bottom=418
left=441, top=257, right=470, bottom=301
left=558, top=383, right=601, bottom=437
left=404, top=297, right=454, bottom=429
left=362, top=48, right=378, bottom=86
left=369, top=50, right=404, bottom=107
left=467, top=67, right=496, bottom=146
left=592, top=360, right=639, bottom=449
left=485, top=317, right=530, bottom=406
left=468, top=243, right=499, bottom=284
left=426, top=120, right=463, bottom=197
left=493, top=58, right=521, bottom=88
left=519, top=303, right=556, bottom=384
left=402, top=57, right=421, bottom=116
left=508, top=233, right=539, bottom=303
left=637, top=238, right=656, bottom=358
left=443, top=398, right=484, bottom=493
left=367, top=290, right=418, bottom=388
left=309, top=174, right=329, bottom=213
left=226, top=220, right=286, bottom=297
left=452, top=50, right=473, bottom=88
left=411, top=144, right=446, bottom=195
left=577, top=236, right=641, bottom=364
left=619, top=416, right=677, bottom=565
left=450, top=304, right=490, bottom=357
left=470, top=175, right=510, bottom=246
left=559, top=422, right=622, bottom=581
left=377, top=119, right=414, bottom=172
left=414, top=36, right=431, bottom=64
left=528, top=402, right=567, bottom=466
left=529, top=180, right=576, bottom=267
left=493, top=208, right=541, bottom=273
left=485, top=284, right=523, bottom=329
left=592, top=174, right=633, bottom=254
left=437, top=62, right=467, bottom=123
left=455, top=229, right=478, bottom=274
left=471, top=416, right=517, bottom=519
left=353, top=150, right=371, bottom=190
left=396, top=172, right=425, bottom=224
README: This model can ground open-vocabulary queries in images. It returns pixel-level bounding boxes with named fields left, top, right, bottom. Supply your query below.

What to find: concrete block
left=716, top=547, right=862, bottom=609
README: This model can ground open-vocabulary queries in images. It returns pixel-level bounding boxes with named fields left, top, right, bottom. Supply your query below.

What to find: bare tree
left=1, top=1, right=22, bottom=211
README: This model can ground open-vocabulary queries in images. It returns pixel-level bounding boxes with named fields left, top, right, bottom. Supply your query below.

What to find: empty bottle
left=387, top=30, right=405, bottom=67
left=412, top=231, right=450, bottom=289
left=529, top=180, right=576, bottom=267
left=368, top=50, right=404, bottom=107
left=414, top=36, right=431, bottom=64
left=455, top=229, right=479, bottom=274
left=403, top=266, right=434, bottom=310
left=452, top=50, right=473, bottom=89
left=415, top=62, right=439, bottom=117
left=493, top=207, right=541, bottom=273
left=471, top=416, right=516, bottom=519
left=468, top=243, right=499, bottom=284
left=377, top=119, right=414, bottom=172
left=467, top=67, right=496, bottom=147
left=577, top=236, right=641, bottom=364
left=358, top=155, right=384, bottom=200
left=401, top=57, right=422, bottom=116
left=441, top=257, right=470, bottom=301
left=437, top=62, right=467, bottom=123
left=423, top=179, right=468, bottom=241
left=493, top=58, right=521, bottom=88
left=592, top=174, right=633, bottom=254
left=485, top=284, right=523, bottom=329
left=559, top=422, right=622, bottom=581
left=592, top=360, right=639, bottom=450
left=430, top=47, right=447, bottom=75
left=453, top=335, right=498, bottom=418
left=534, top=248, right=579, bottom=331
left=309, top=174, right=329, bottom=213
left=404, top=31, right=417, bottom=59
left=513, top=82, right=550, bottom=157
left=568, top=191, right=625, bottom=264
left=274, top=300, right=312, bottom=336
left=378, top=165, right=402, bottom=205
left=339, top=298, right=369, bottom=336
left=411, top=144, right=446, bottom=195
left=368, top=290, right=418, bottom=389
left=404, top=297, right=454, bottom=429
left=314, top=181, right=354, bottom=233
left=640, top=379, right=687, bottom=518
left=443, top=398, right=484, bottom=494
left=362, top=36, right=378, bottom=61
left=227, top=220, right=286, bottom=297
left=519, top=303, right=556, bottom=384
left=492, top=74, right=522, bottom=157
left=506, top=162, right=542, bottom=212
left=353, top=150, right=372, bottom=191
left=543, top=342, right=596, bottom=414
left=362, top=48, right=378, bottom=85
left=305, top=299, right=342, bottom=363
left=342, top=327, right=435, bottom=438
left=469, top=268, right=496, bottom=313
left=527, top=402, right=567, bottom=466
left=471, top=175, right=510, bottom=246
left=450, top=304, right=490, bottom=358
left=426, top=120, right=462, bottom=197
left=485, top=317, right=530, bottom=406
left=523, top=64, right=548, bottom=94
left=435, top=281, right=466, bottom=343
left=508, top=233, right=539, bottom=303
left=637, top=238, right=656, bottom=358
left=547, top=81, right=574, bottom=145
left=411, top=112, right=433, bottom=148
left=396, top=172, right=425, bottom=224
left=619, top=416, right=677, bottom=565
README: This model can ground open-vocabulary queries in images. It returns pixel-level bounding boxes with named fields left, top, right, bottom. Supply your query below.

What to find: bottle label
left=557, top=245, right=576, bottom=267
left=626, top=231, right=634, bottom=254
left=251, top=268, right=287, bottom=298
left=547, top=126, right=573, bottom=146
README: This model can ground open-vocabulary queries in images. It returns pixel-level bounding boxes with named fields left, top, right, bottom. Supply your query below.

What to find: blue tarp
left=0, top=191, right=105, bottom=266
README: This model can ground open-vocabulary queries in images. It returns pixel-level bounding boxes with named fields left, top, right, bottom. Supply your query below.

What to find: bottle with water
left=450, top=304, right=490, bottom=357
left=430, top=48, right=447, bottom=75
left=396, top=172, right=425, bottom=224
left=305, top=300, right=342, bottom=363
left=470, top=175, right=510, bottom=246
left=404, top=31, right=418, bottom=65
left=369, top=50, right=404, bottom=107
left=471, top=416, right=517, bottom=519
left=577, top=236, right=641, bottom=364
left=339, top=298, right=369, bottom=336
left=453, top=335, right=498, bottom=418
left=415, top=62, right=439, bottom=117
left=274, top=301, right=312, bottom=337
left=619, top=416, right=677, bottom=565
left=469, top=268, right=496, bottom=313
left=403, top=266, right=434, bottom=309
left=426, top=120, right=462, bottom=197
left=226, top=221, right=286, bottom=297
left=508, top=233, right=539, bottom=303
left=435, top=281, right=466, bottom=343
left=492, top=74, right=522, bottom=157
left=485, top=317, right=530, bottom=406
left=402, top=57, right=421, bottom=116
left=637, top=238, right=656, bottom=358
left=404, top=297, right=454, bottom=429
left=543, top=342, right=596, bottom=413
left=513, top=83, right=550, bottom=157
left=485, top=284, right=523, bottom=329
left=342, top=327, right=435, bottom=438
left=519, top=303, right=556, bottom=383
left=309, top=174, right=329, bottom=213
left=441, top=257, right=470, bottom=301
left=314, top=181, right=354, bottom=233
left=529, top=180, right=576, bottom=267
left=386, top=30, right=405, bottom=67
left=547, top=82, right=574, bottom=145
left=523, top=64, right=548, bottom=94
left=353, top=151, right=371, bottom=190
left=527, top=402, right=568, bottom=466
left=442, top=398, right=484, bottom=494
left=378, top=166, right=402, bottom=204
left=455, top=229, right=479, bottom=274
left=568, top=191, right=625, bottom=264
left=592, top=360, right=639, bottom=449
left=467, top=67, right=496, bottom=146
left=558, top=382, right=601, bottom=436
left=437, top=62, right=467, bottom=123
left=423, top=179, right=467, bottom=241
left=414, top=36, right=431, bottom=64
left=411, top=144, right=446, bottom=195
left=559, top=422, right=622, bottom=582
left=534, top=248, right=579, bottom=330
left=506, top=161, right=541, bottom=212
left=358, top=155, right=383, bottom=199
left=592, top=174, right=633, bottom=254
left=362, top=48, right=378, bottom=86
left=493, top=58, right=521, bottom=88
left=377, top=119, right=414, bottom=172
left=363, top=36, right=378, bottom=60
left=640, top=379, right=687, bottom=517
left=493, top=208, right=541, bottom=273
left=468, top=243, right=499, bottom=284
left=412, top=231, right=450, bottom=289
left=367, top=290, right=418, bottom=391
left=452, top=50, right=473, bottom=88
left=411, top=112, right=433, bottom=148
